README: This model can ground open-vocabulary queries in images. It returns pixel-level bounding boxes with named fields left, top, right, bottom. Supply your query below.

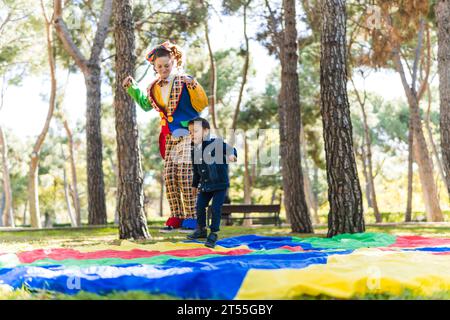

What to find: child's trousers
left=196, top=189, right=227, bottom=232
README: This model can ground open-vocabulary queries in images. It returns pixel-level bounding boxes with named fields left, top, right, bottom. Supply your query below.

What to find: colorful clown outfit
left=126, top=70, right=208, bottom=229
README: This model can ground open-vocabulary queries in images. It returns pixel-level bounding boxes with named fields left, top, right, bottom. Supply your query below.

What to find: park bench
left=207, top=204, right=282, bottom=226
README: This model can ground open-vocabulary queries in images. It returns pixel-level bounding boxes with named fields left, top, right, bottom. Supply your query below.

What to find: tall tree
left=0, top=74, right=14, bottom=227
left=359, top=1, right=443, bottom=222
left=27, top=1, right=58, bottom=228
left=113, top=0, right=150, bottom=240
left=320, top=0, right=365, bottom=237
left=349, top=73, right=381, bottom=223
left=0, top=126, right=14, bottom=227
left=53, top=0, right=112, bottom=225
left=436, top=0, right=450, bottom=202
left=201, top=0, right=219, bottom=130
left=391, top=19, right=443, bottom=222
left=278, top=0, right=313, bottom=233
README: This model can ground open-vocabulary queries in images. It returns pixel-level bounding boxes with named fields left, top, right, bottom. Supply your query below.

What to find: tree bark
left=113, top=0, right=150, bottom=240
left=62, top=151, right=77, bottom=227
left=202, top=0, right=218, bottom=130
left=436, top=0, right=450, bottom=201
left=28, top=1, right=58, bottom=229
left=61, top=117, right=81, bottom=226
left=359, top=145, right=373, bottom=208
left=107, top=153, right=119, bottom=225
left=85, top=68, right=107, bottom=225
left=53, top=0, right=111, bottom=225
left=393, top=43, right=444, bottom=221
left=243, top=134, right=253, bottom=227
left=0, top=126, right=14, bottom=227
left=405, top=115, right=414, bottom=222
left=231, top=1, right=251, bottom=139
left=22, top=200, right=27, bottom=226
left=300, top=124, right=319, bottom=223
left=350, top=77, right=381, bottom=222
left=0, top=191, right=4, bottom=227
left=278, top=0, right=313, bottom=233
left=320, top=0, right=365, bottom=237
left=425, top=85, right=448, bottom=196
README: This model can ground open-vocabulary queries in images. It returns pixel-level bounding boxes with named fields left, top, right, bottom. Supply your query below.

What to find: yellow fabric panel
left=187, top=81, right=208, bottom=112
left=74, top=240, right=250, bottom=253
left=236, top=249, right=450, bottom=299
left=0, top=240, right=249, bottom=254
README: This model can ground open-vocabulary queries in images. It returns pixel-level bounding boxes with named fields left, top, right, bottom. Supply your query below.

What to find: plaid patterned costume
left=163, top=134, right=197, bottom=218
left=146, top=75, right=206, bottom=220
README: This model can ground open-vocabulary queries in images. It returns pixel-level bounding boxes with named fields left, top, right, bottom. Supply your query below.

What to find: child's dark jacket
left=191, top=138, right=237, bottom=192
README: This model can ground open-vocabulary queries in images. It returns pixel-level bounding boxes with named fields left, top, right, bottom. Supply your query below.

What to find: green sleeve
left=126, top=83, right=152, bottom=112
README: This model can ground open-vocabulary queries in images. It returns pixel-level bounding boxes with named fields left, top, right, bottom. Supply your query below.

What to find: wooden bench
left=207, top=204, right=281, bottom=226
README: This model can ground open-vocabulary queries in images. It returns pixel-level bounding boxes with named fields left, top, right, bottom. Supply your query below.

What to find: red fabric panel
left=17, top=247, right=253, bottom=264
left=389, top=235, right=450, bottom=248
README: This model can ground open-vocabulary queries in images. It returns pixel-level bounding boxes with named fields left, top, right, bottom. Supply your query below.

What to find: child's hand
left=228, top=155, right=237, bottom=162
left=122, top=76, right=134, bottom=89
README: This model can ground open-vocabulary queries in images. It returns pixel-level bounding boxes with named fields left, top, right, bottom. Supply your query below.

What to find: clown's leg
left=176, top=136, right=197, bottom=219
left=164, top=136, right=184, bottom=223
left=178, top=162, right=197, bottom=218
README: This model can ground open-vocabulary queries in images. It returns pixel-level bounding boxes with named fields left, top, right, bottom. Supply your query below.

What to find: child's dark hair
left=188, top=117, right=210, bottom=129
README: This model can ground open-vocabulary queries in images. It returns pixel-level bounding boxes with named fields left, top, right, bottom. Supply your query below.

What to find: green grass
left=1, top=221, right=449, bottom=300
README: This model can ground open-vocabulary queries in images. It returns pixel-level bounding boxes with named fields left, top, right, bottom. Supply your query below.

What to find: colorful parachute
left=0, top=232, right=449, bottom=299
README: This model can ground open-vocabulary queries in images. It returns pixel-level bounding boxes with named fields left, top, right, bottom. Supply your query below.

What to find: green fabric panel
left=292, top=233, right=397, bottom=249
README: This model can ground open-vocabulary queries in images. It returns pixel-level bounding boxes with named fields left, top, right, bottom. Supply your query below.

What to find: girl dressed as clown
left=122, top=41, right=208, bottom=231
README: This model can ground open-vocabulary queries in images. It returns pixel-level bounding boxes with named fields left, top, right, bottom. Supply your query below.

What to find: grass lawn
left=1, top=222, right=449, bottom=300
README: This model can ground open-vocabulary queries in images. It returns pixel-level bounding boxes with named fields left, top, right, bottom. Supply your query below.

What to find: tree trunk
left=28, top=2, right=58, bottom=229
left=425, top=85, right=448, bottom=196
left=350, top=78, right=381, bottom=222
left=393, top=56, right=444, bottom=222
left=62, top=157, right=77, bottom=227
left=113, top=0, right=150, bottom=240
left=53, top=0, right=111, bottom=226
left=204, top=19, right=218, bottom=131
left=107, top=153, right=119, bottom=225
left=279, top=0, right=313, bottom=233
left=436, top=0, right=450, bottom=200
left=0, top=191, right=4, bottom=227
left=61, top=118, right=81, bottom=226
left=22, top=200, right=27, bottom=226
left=230, top=1, right=251, bottom=141
left=320, top=0, right=365, bottom=237
left=85, top=68, right=107, bottom=225
left=359, top=145, right=373, bottom=208
left=243, top=134, right=253, bottom=227
left=300, top=125, right=319, bottom=223
left=405, top=116, right=414, bottom=222
left=0, top=126, right=14, bottom=227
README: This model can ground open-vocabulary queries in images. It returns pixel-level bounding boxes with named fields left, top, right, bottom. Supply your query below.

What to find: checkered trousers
left=164, top=134, right=197, bottom=218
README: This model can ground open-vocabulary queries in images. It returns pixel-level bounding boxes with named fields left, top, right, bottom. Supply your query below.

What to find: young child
left=187, top=117, right=237, bottom=248
left=122, top=41, right=208, bottom=232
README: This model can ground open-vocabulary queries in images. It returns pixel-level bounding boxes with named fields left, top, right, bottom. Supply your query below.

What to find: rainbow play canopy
left=0, top=232, right=449, bottom=299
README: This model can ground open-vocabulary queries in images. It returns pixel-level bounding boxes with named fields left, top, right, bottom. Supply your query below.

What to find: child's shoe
left=205, top=232, right=218, bottom=248
left=187, top=227, right=207, bottom=240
